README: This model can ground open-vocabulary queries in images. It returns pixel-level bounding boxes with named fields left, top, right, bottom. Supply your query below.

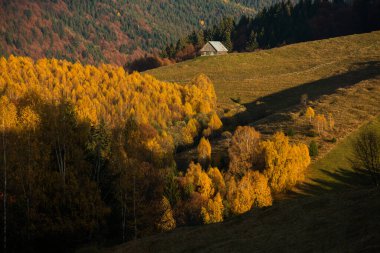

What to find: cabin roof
left=200, top=41, right=228, bottom=52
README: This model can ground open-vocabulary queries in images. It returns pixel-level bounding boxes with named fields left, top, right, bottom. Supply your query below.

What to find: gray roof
left=201, top=41, right=228, bottom=52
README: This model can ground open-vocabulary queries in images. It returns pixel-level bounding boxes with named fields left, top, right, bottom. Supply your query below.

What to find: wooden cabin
left=200, top=41, right=228, bottom=56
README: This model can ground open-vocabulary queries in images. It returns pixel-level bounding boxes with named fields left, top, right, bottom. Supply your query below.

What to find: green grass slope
left=303, top=115, right=380, bottom=192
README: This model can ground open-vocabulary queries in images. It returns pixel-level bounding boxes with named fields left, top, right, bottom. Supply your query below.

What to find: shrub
left=309, top=140, right=318, bottom=157
left=351, top=128, right=380, bottom=186
left=307, top=131, right=318, bottom=137
left=127, top=56, right=162, bottom=72
left=285, top=128, right=295, bottom=137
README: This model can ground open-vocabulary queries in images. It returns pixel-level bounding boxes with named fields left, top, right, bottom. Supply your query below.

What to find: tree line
left=157, top=0, right=380, bottom=64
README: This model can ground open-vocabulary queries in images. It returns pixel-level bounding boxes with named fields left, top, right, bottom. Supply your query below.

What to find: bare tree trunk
left=26, top=131, right=32, bottom=242
left=3, top=117, right=7, bottom=252
left=121, top=192, right=127, bottom=242
left=55, top=135, right=66, bottom=191
left=133, top=172, right=137, bottom=241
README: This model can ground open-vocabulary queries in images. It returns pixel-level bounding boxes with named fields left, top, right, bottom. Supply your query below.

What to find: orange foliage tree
left=198, top=137, right=212, bottom=168
left=201, top=193, right=224, bottom=224
left=261, top=132, right=311, bottom=193
left=226, top=171, right=272, bottom=215
left=305, top=107, right=315, bottom=123
left=207, top=167, right=226, bottom=196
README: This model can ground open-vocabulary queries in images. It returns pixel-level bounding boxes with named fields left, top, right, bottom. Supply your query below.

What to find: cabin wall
left=201, top=51, right=217, bottom=56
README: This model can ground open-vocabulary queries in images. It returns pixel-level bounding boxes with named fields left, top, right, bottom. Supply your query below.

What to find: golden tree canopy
left=208, top=112, right=223, bottom=131
left=201, top=193, right=224, bottom=224
left=208, top=167, right=226, bottom=196
left=227, top=171, right=272, bottom=215
left=183, top=162, right=214, bottom=199
left=305, top=107, right=315, bottom=122
left=261, top=132, right=310, bottom=193
left=198, top=137, right=212, bottom=164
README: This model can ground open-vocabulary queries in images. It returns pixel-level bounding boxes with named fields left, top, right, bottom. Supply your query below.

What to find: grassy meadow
left=147, top=31, right=380, bottom=123
left=302, top=115, right=380, bottom=192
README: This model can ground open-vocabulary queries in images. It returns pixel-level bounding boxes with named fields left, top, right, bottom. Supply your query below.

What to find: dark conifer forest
left=161, top=0, right=380, bottom=63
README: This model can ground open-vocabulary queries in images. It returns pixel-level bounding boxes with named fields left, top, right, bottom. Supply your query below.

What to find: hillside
left=84, top=31, right=380, bottom=253
left=105, top=108, right=380, bottom=253
left=0, top=0, right=280, bottom=66
left=161, top=0, right=380, bottom=63
left=109, top=187, right=380, bottom=252
left=147, top=31, right=380, bottom=112
left=148, top=32, right=380, bottom=171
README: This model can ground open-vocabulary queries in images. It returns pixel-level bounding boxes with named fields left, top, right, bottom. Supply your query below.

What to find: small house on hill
left=200, top=41, right=228, bottom=56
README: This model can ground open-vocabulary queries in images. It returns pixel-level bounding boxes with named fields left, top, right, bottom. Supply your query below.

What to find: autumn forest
left=1, top=0, right=380, bottom=252
left=0, top=56, right=313, bottom=251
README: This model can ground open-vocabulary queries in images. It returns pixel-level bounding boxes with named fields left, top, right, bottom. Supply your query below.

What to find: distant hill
left=0, top=0, right=281, bottom=66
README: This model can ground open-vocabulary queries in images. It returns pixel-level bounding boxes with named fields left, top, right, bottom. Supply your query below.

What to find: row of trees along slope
left=0, top=56, right=312, bottom=251
left=157, top=0, right=380, bottom=64
left=175, top=127, right=310, bottom=226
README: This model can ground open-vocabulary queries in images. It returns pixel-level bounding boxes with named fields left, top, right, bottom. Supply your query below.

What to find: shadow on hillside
left=288, top=168, right=373, bottom=198
left=223, top=60, right=380, bottom=129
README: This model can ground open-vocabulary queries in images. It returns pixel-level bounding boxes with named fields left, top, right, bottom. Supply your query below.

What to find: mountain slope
left=110, top=187, right=380, bottom=252
left=148, top=31, right=380, bottom=185
left=147, top=31, right=380, bottom=111
left=0, top=0, right=279, bottom=66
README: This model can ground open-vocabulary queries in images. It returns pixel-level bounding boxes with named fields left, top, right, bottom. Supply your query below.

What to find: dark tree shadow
left=287, top=168, right=374, bottom=198
left=176, top=61, right=380, bottom=170
left=223, top=60, right=380, bottom=129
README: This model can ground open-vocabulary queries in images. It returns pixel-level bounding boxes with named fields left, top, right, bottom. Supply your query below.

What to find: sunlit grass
left=147, top=31, right=380, bottom=109
left=308, top=115, right=380, bottom=185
